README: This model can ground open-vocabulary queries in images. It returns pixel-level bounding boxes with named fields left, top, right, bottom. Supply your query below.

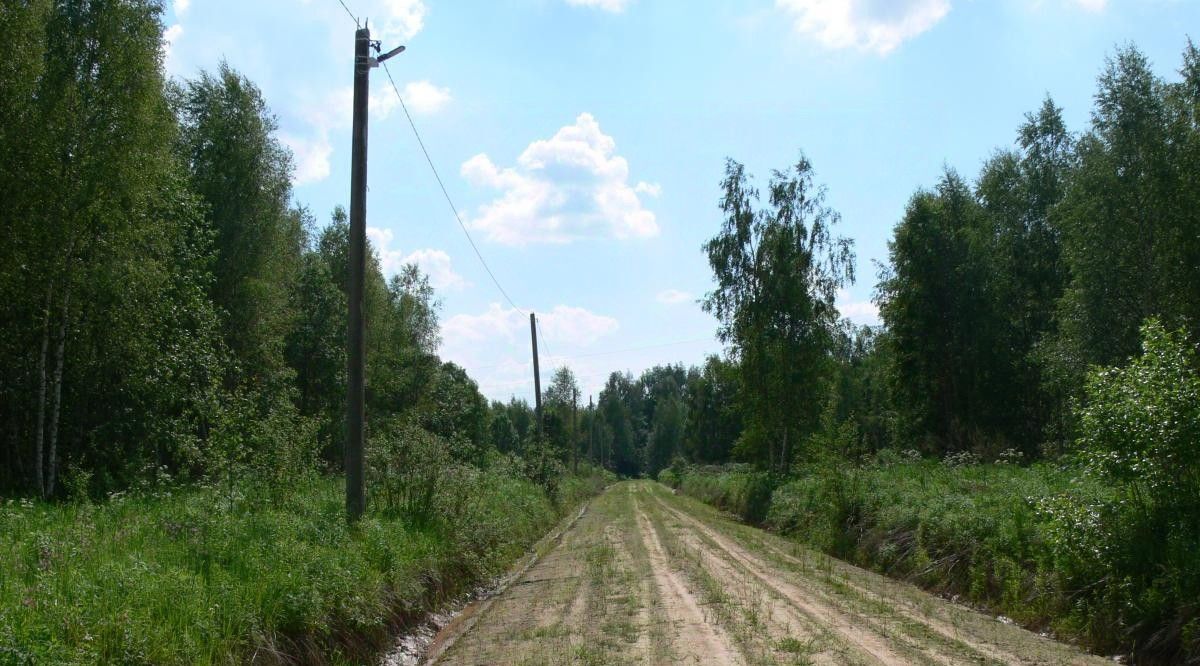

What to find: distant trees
left=682, top=357, right=740, bottom=464
left=649, top=42, right=1200, bottom=473
left=3, top=0, right=1196, bottom=517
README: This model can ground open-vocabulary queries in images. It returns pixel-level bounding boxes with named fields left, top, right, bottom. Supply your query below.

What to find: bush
left=1040, top=320, right=1200, bottom=659
left=368, top=420, right=457, bottom=527
left=677, top=465, right=777, bottom=524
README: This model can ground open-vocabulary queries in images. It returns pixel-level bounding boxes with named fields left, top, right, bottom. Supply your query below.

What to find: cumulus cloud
left=836, top=289, right=881, bottom=325
left=566, top=0, right=632, bottom=12
left=375, top=0, right=427, bottom=44
left=400, top=80, right=452, bottom=115
left=440, top=303, right=620, bottom=399
left=444, top=304, right=619, bottom=348
left=776, top=0, right=950, bottom=55
left=174, top=0, right=191, bottom=16
left=461, top=113, right=660, bottom=245
left=287, top=77, right=447, bottom=186
left=656, top=289, right=692, bottom=305
left=162, top=23, right=184, bottom=67
left=367, top=227, right=468, bottom=291
left=280, top=132, right=333, bottom=186
left=401, top=249, right=469, bottom=291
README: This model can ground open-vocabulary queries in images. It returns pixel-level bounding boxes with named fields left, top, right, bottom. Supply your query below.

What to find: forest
left=2, top=1, right=1199, bottom=664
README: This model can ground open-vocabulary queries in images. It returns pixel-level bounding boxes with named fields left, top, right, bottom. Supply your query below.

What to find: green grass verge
left=0, top=468, right=610, bottom=665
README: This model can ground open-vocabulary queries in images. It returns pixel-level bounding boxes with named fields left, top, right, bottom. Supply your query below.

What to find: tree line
left=1, top=1, right=520, bottom=499
left=3, top=2, right=1197, bottom=508
left=575, top=42, right=1200, bottom=479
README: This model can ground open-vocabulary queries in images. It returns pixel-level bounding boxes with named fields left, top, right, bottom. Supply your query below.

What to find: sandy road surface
left=425, top=481, right=1108, bottom=665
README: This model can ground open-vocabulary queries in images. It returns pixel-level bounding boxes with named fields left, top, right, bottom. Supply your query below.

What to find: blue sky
left=162, top=0, right=1197, bottom=402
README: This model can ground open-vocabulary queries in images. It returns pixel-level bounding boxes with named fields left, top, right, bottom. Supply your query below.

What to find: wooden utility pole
left=571, top=387, right=578, bottom=473
left=530, top=313, right=543, bottom=440
left=346, top=27, right=405, bottom=523
left=346, top=25, right=370, bottom=522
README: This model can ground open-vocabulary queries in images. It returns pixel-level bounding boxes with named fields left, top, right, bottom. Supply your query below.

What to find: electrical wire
left=469, top=336, right=714, bottom=372
left=334, top=0, right=359, bottom=26
left=380, top=61, right=526, bottom=315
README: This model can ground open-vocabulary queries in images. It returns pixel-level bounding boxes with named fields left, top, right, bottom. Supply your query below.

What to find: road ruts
left=422, top=480, right=1110, bottom=666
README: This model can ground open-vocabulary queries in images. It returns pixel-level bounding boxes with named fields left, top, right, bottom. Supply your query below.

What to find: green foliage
left=682, top=356, right=741, bottom=463
left=173, top=63, right=302, bottom=397
left=878, top=171, right=1010, bottom=454
left=1077, top=320, right=1200, bottom=512
left=677, top=465, right=777, bottom=525
left=0, top=473, right=580, bottom=664
left=703, top=156, right=855, bottom=473
left=368, top=421, right=456, bottom=527
left=1038, top=320, right=1200, bottom=659
left=0, top=0, right=228, bottom=496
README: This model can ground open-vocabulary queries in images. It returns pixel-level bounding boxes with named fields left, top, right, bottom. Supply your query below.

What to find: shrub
left=1040, top=320, right=1200, bottom=659
left=677, top=465, right=777, bottom=524
left=367, top=420, right=456, bottom=527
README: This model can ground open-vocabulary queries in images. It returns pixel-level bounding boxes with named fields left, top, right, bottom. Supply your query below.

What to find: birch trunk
left=46, top=288, right=71, bottom=498
left=35, top=285, right=53, bottom=498
left=781, top=426, right=790, bottom=476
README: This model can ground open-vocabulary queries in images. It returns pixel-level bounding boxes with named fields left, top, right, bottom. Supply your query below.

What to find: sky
left=162, top=0, right=1198, bottom=403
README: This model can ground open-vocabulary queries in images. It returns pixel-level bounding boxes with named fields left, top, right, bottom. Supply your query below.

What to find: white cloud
left=280, top=132, right=332, bottom=185
left=461, top=113, right=660, bottom=245
left=367, top=227, right=468, bottom=291
left=776, top=0, right=950, bottom=55
left=634, top=181, right=662, bottom=197
left=174, top=0, right=191, bottom=16
left=401, top=248, right=469, bottom=291
left=837, top=289, right=881, bottom=325
left=286, top=77, right=447, bottom=186
left=566, top=0, right=632, bottom=12
left=401, top=80, right=452, bottom=115
left=376, top=0, right=427, bottom=44
left=539, top=305, right=621, bottom=346
left=656, top=289, right=692, bottom=305
left=440, top=303, right=620, bottom=400
left=443, top=304, right=619, bottom=349
left=162, top=23, right=184, bottom=66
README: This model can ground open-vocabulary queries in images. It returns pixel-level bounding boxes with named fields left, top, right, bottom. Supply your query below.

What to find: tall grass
left=0, top=465, right=610, bottom=665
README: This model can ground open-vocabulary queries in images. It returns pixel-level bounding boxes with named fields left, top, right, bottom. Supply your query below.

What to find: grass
left=0, top=468, right=609, bottom=665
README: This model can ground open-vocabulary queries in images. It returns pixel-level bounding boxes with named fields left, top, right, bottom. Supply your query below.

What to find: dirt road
left=425, top=481, right=1107, bottom=665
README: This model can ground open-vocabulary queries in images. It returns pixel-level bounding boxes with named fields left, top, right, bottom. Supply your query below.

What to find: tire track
left=649, top=488, right=985, bottom=665
left=652, top=485, right=1108, bottom=666
left=633, top=495, right=746, bottom=665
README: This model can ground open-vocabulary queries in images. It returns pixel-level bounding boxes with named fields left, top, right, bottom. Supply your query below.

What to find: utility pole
left=345, top=26, right=370, bottom=523
left=571, top=387, right=578, bottom=473
left=530, top=313, right=543, bottom=441
left=346, top=26, right=405, bottom=523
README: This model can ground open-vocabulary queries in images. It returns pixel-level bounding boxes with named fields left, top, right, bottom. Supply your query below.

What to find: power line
left=333, top=0, right=359, bottom=26
left=469, top=336, right=714, bottom=371
left=535, top=314, right=554, bottom=370
left=380, top=61, right=526, bottom=315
